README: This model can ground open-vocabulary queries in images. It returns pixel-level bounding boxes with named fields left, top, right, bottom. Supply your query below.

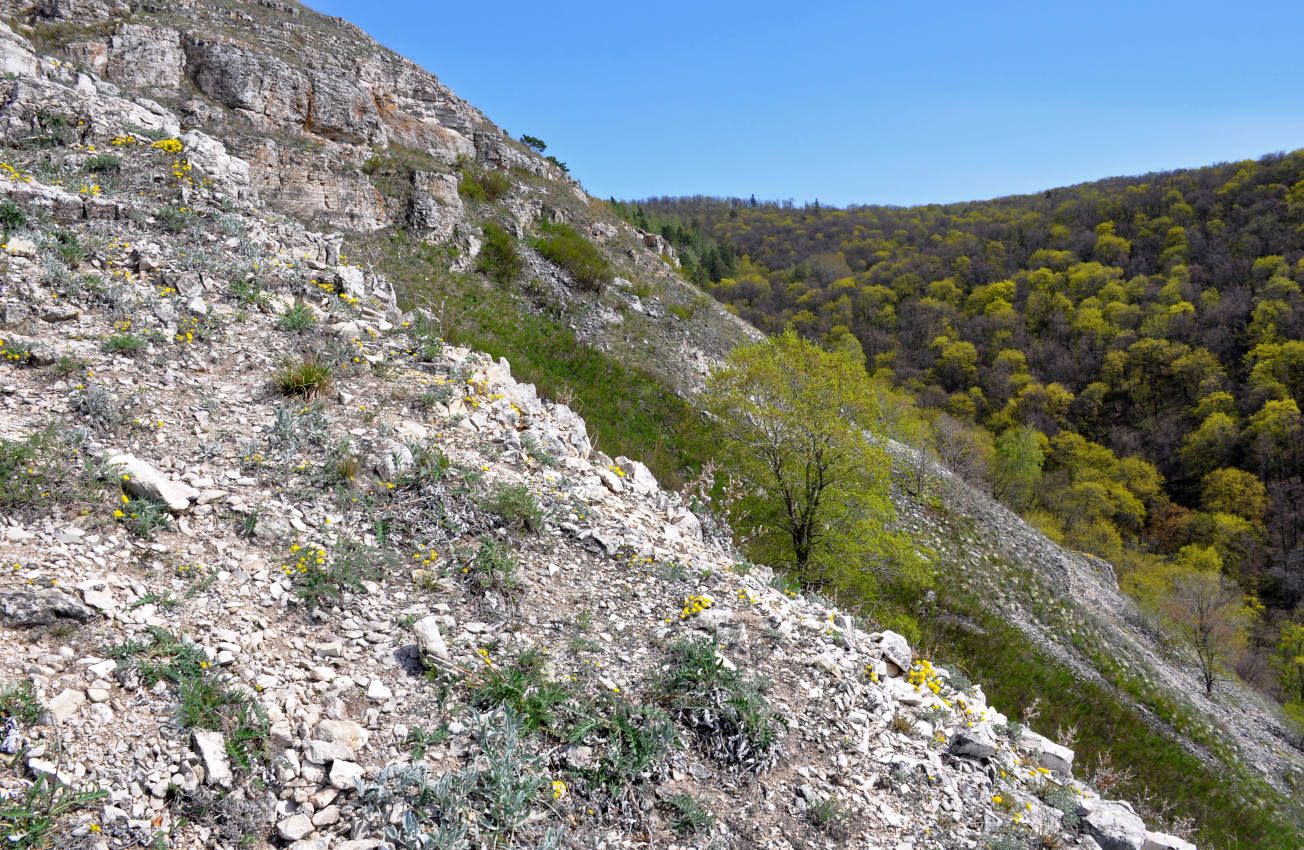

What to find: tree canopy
left=703, top=330, right=916, bottom=604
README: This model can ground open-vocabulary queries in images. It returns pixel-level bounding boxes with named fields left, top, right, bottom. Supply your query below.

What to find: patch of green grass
left=274, top=354, right=333, bottom=398
left=372, top=231, right=719, bottom=488
left=649, top=637, right=784, bottom=772
left=276, top=303, right=316, bottom=332
left=102, top=332, right=148, bottom=354
left=480, top=482, right=543, bottom=533
left=477, top=221, right=523, bottom=284
left=532, top=221, right=612, bottom=292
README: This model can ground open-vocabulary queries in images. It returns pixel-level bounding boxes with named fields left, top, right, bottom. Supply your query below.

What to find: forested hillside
left=617, top=150, right=1304, bottom=709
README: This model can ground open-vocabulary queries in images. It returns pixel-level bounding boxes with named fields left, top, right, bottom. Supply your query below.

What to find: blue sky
left=304, top=0, right=1304, bottom=207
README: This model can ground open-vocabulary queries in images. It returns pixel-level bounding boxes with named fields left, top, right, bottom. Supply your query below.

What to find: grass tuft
left=274, top=355, right=333, bottom=398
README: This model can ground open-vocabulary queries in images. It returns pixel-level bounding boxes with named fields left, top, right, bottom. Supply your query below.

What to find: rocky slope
left=0, top=0, right=759, bottom=398
left=0, top=1, right=1275, bottom=849
left=0, top=175, right=1194, bottom=850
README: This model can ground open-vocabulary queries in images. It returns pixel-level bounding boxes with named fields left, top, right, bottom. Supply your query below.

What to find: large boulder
left=413, top=615, right=449, bottom=661
left=1077, top=799, right=1147, bottom=850
left=102, top=451, right=199, bottom=512
left=876, top=630, right=913, bottom=674
left=948, top=727, right=998, bottom=760
left=0, top=589, right=95, bottom=627
left=1143, top=831, right=1196, bottom=850
left=1019, top=727, right=1075, bottom=775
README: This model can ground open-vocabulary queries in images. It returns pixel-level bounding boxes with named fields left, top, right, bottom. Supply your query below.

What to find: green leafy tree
left=519, top=134, right=547, bottom=152
left=1271, top=622, right=1304, bottom=707
left=991, top=425, right=1044, bottom=510
left=703, top=329, right=904, bottom=596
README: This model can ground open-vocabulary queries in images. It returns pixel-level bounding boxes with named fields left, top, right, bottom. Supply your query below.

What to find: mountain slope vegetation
left=0, top=0, right=1300, bottom=845
left=622, top=155, right=1304, bottom=696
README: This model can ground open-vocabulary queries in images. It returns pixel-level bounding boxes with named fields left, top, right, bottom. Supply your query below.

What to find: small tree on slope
left=703, top=329, right=913, bottom=600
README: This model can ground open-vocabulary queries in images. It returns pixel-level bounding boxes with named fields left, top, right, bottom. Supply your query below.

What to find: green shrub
left=0, top=199, right=27, bottom=230
left=403, top=725, right=450, bottom=760
left=276, top=303, right=316, bottom=332
left=157, top=204, right=198, bottom=232
left=458, top=168, right=512, bottom=202
left=582, top=700, right=678, bottom=793
left=103, top=628, right=267, bottom=772
left=289, top=539, right=392, bottom=609
left=463, top=536, right=519, bottom=594
left=408, top=311, right=445, bottom=361
left=103, top=626, right=208, bottom=687
left=807, top=795, right=850, bottom=837
left=274, top=355, right=333, bottom=398
left=0, top=426, right=89, bottom=513
left=0, top=336, right=31, bottom=365
left=520, top=434, right=557, bottom=467
left=480, top=482, right=543, bottom=533
left=117, top=495, right=172, bottom=540
left=533, top=221, right=612, bottom=292
left=477, top=221, right=523, bottom=284
left=84, top=153, right=121, bottom=173
left=469, top=648, right=574, bottom=734
left=649, top=637, right=784, bottom=772
left=660, top=793, right=713, bottom=838
left=52, top=354, right=85, bottom=377
left=52, top=229, right=83, bottom=267
left=229, top=277, right=267, bottom=306
left=27, top=109, right=75, bottom=148
left=355, top=706, right=562, bottom=850
left=400, top=442, right=450, bottom=485
left=0, top=681, right=41, bottom=726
